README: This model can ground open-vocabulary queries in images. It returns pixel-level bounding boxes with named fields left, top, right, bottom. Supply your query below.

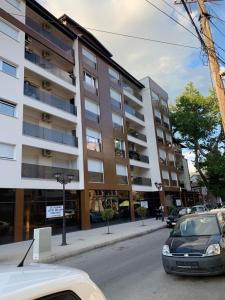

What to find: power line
left=143, top=0, right=199, bottom=40
left=160, top=0, right=191, bottom=23
left=210, top=19, right=225, bottom=39
left=4, top=11, right=200, bottom=50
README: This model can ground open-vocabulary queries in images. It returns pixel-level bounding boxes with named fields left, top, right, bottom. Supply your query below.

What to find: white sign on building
left=141, top=201, right=148, bottom=208
left=46, top=205, right=63, bottom=219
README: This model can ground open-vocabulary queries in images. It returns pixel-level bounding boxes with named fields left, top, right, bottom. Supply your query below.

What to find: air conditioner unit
left=42, top=113, right=51, bottom=123
left=42, top=50, right=51, bottom=60
left=42, top=80, right=51, bottom=91
left=42, top=149, right=52, bottom=157
left=42, top=23, right=51, bottom=31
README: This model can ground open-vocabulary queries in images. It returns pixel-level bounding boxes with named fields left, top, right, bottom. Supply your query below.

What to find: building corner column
left=80, top=190, right=91, bottom=230
left=159, top=190, right=167, bottom=216
left=129, top=192, right=135, bottom=221
left=14, top=189, right=24, bottom=242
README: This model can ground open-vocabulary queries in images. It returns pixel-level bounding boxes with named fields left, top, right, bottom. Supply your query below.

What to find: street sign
left=141, top=201, right=148, bottom=208
left=46, top=205, right=63, bottom=218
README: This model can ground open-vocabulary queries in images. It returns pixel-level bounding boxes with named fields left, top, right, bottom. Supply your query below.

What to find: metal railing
left=129, top=150, right=149, bottom=163
left=26, top=17, right=73, bottom=56
left=157, top=136, right=164, bottom=144
left=162, top=179, right=170, bottom=186
left=132, top=177, right=152, bottom=186
left=117, top=175, right=128, bottom=184
left=113, top=123, right=123, bottom=133
left=83, top=81, right=98, bottom=95
left=171, top=180, right=178, bottom=187
left=125, top=105, right=144, bottom=121
left=122, top=83, right=142, bottom=102
left=25, top=50, right=75, bottom=85
left=128, top=130, right=147, bottom=142
left=23, top=122, right=78, bottom=147
left=88, top=171, right=104, bottom=183
left=85, top=110, right=100, bottom=123
left=24, top=83, right=76, bottom=115
left=115, top=148, right=126, bottom=158
left=22, top=163, right=79, bottom=181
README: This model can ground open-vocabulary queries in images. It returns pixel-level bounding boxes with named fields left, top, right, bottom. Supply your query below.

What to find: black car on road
left=162, top=211, right=225, bottom=276
left=166, top=207, right=191, bottom=228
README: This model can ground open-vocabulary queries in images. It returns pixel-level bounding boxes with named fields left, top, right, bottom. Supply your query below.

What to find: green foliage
left=101, top=209, right=114, bottom=222
left=136, top=207, right=147, bottom=219
left=170, top=82, right=225, bottom=196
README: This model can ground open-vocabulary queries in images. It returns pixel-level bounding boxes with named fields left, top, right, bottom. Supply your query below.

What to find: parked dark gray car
left=162, top=211, right=225, bottom=275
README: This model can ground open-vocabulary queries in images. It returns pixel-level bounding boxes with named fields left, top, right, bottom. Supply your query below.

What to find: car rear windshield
left=172, top=216, right=220, bottom=237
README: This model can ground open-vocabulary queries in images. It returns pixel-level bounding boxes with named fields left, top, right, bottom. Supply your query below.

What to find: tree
left=170, top=82, right=225, bottom=196
left=101, top=209, right=114, bottom=234
left=136, top=207, right=148, bottom=226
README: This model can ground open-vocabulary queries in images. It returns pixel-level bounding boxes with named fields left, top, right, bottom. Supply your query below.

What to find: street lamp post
left=54, top=173, right=74, bottom=246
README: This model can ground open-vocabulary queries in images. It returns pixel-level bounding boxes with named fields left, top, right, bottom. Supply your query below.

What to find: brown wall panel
left=14, top=189, right=24, bottom=242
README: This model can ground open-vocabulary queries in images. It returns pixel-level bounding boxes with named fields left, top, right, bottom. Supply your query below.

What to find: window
left=85, top=98, right=100, bottom=122
left=88, top=159, right=103, bottom=172
left=109, top=67, right=119, bottom=81
left=35, top=290, right=80, bottom=300
left=84, top=72, right=98, bottom=88
left=166, top=133, right=172, bottom=143
left=151, top=90, right=159, bottom=101
left=156, top=128, right=164, bottom=138
left=168, top=153, right=175, bottom=162
left=0, top=143, right=15, bottom=159
left=86, top=128, right=101, bottom=152
left=110, top=88, right=121, bottom=109
left=171, top=172, right=178, bottom=180
left=162, top=170, right=169, bottom=179
left=1, top=60, right=17, bottom=77
left=0, top=99, right=16, bottom=117
left=115, top=139, right=126, bottom=158
left=5, top=0, right=21, bottom=10
left=82, top=47, right=96, bottom=68
left=0, top=19, right=19, bottom=40
left=116, top=164, right=127, bottom=176
left=112, top=113, right=123, bottom=126
left=154, top=109, right=161, bottom=119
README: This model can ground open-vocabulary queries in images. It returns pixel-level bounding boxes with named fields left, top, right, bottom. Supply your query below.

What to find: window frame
left=5, top=0, right=21, bottom=10
left=0, top=142, right=15, bottom=160
left=0, top=99, right=16, bottom=117
left=0, top=17, right=20, bottom=41
left=0, top=59, right=18, bottom=78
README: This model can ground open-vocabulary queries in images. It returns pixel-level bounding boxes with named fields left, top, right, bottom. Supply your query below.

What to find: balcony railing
left=88, top=171, right=104, bottom=183
left=163, top=122, right=170, bottom=129
left=115, top=148, right=126, bottom=158
left=117, top=175, right=128, bottom=184
left=157, top=136, right=164, bottom=144
left=24, top=83, right=76, bottom=115
left=113, top=123, right=123, bottom=133
left=25, top=50, right=75, bottom=85
left=23, top=122, right=78, bottom=147
left=132, top=177, right=152, bottom=186
left=171, top=180, right=178, bottom=187
left=163, top=179, right=170, bottom=186
left=83, top=81, right=98, bottom=95
left=86, top=135, right=101, bottom=152
left=111, top=98, right=121, bottom=110
left=122, top=83, right=142, bottom=102
left=128, top=130, right=147, bottom=142
left=22, top=163, right=79, bottom=181
left=125, top=105, right=144, bottom=121
left=129, top=150, right=149, bottom=163
left=155, top=116, right=162, bottom=125
left=26, top=17, right=73, bottom=56
left=85, top=110, right=100, bottom=123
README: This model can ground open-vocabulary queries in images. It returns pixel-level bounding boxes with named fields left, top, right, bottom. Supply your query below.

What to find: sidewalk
left=0, top=218, right=166, bottom=266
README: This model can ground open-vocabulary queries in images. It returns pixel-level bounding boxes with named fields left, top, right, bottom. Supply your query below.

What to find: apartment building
left=0, top=0, right=191, bottom=245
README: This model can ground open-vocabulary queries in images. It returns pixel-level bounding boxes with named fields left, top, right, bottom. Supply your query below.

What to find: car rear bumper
left=162, top=254, right=225, bottom=276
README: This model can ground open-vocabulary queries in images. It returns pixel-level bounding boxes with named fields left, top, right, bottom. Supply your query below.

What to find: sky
left=37, top=0, right=225, bottom=174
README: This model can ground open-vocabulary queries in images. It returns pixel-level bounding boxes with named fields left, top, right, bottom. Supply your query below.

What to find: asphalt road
left=56, top=228, right=225, bottom=300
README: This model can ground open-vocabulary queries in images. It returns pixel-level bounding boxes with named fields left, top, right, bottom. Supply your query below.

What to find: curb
left=39, top=224, right=167, bottom=263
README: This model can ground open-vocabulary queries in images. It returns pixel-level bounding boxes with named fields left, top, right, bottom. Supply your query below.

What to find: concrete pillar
left=129, top=192, right=135, bottom=222
left=159, top=191, right=168, bottom=216
left=14, top=189, right=24, bottom=242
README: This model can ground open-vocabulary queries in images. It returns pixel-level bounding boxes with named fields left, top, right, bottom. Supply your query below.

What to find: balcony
left=83, top=82, right=98, bottom=95
left=26, top=17, right=73, bottom=56
left=152, top=99, right=160, bottom=108
left=87, top=135, right=101, bottom=152
left=163, top=179, right=170, bottom=186
left=128, top=130, right=147, bottom=142
left=115, top=149, right=126, bottom=158
left=23, top=122, right=78, bottom=147
left=163, top=122, right=170, bottom=129
left=117, top=175, right=128, bottom=184
left=155, top=116, right=162, bottom=125
left=24, top=83, right=76, bottom=115
left=125, top=105, right=144, bottom=121
left=122, top=83, right=142, bottom=102
left=160, top=158, right=167, bottom=166
left=113, top=123, right=123, bottom=133
left=129, top=150, right=149, bottom=163
left=171, top=180, right=178, bottom=187
left=111, top=98, right=121, bottom=110
left=132, top=177, right=152, bottom=186
left=25, top=50, right=75, bottom=85
left=22, top=163, right=79, bottom=181
left=88, top=171, right=104, bottom=183
left=157, top=136, right=164, bottom=144
left=85, top=110, right=100, bottom=123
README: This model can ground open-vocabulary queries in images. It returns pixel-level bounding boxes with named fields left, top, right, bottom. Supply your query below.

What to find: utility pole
left=175, top=0, right=225, bottom=133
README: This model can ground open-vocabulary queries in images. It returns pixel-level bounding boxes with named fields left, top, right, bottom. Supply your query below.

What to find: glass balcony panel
left=128, top=151, right=149, bottom=163
left=128, top=130, right=147, bottom=142
left=125, top=105, right=144, bottom=121
left=132, top=177, right=152, bottom=186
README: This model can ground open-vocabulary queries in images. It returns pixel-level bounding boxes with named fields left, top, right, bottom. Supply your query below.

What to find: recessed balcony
left=127, top=129, right=147, bottom=142
left=25, top=50, right=75, bottom=85
left=122, top=82, right=142, bottom=102
left=24, top=82, right=76, bottom=115
left=129, top=150, right=149, bottom=164
left=23, top=122, right=78, bottom=147
left=125, top=104, right=144, bottom=121
left=22, top=163, right=79, bottom=181
left=26, top=17, right=73, bottom=57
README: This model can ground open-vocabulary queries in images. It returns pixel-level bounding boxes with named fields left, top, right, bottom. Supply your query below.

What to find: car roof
left=180, top=211, right=220, bottom=220
left=0, top=264, right=89, bottom=300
